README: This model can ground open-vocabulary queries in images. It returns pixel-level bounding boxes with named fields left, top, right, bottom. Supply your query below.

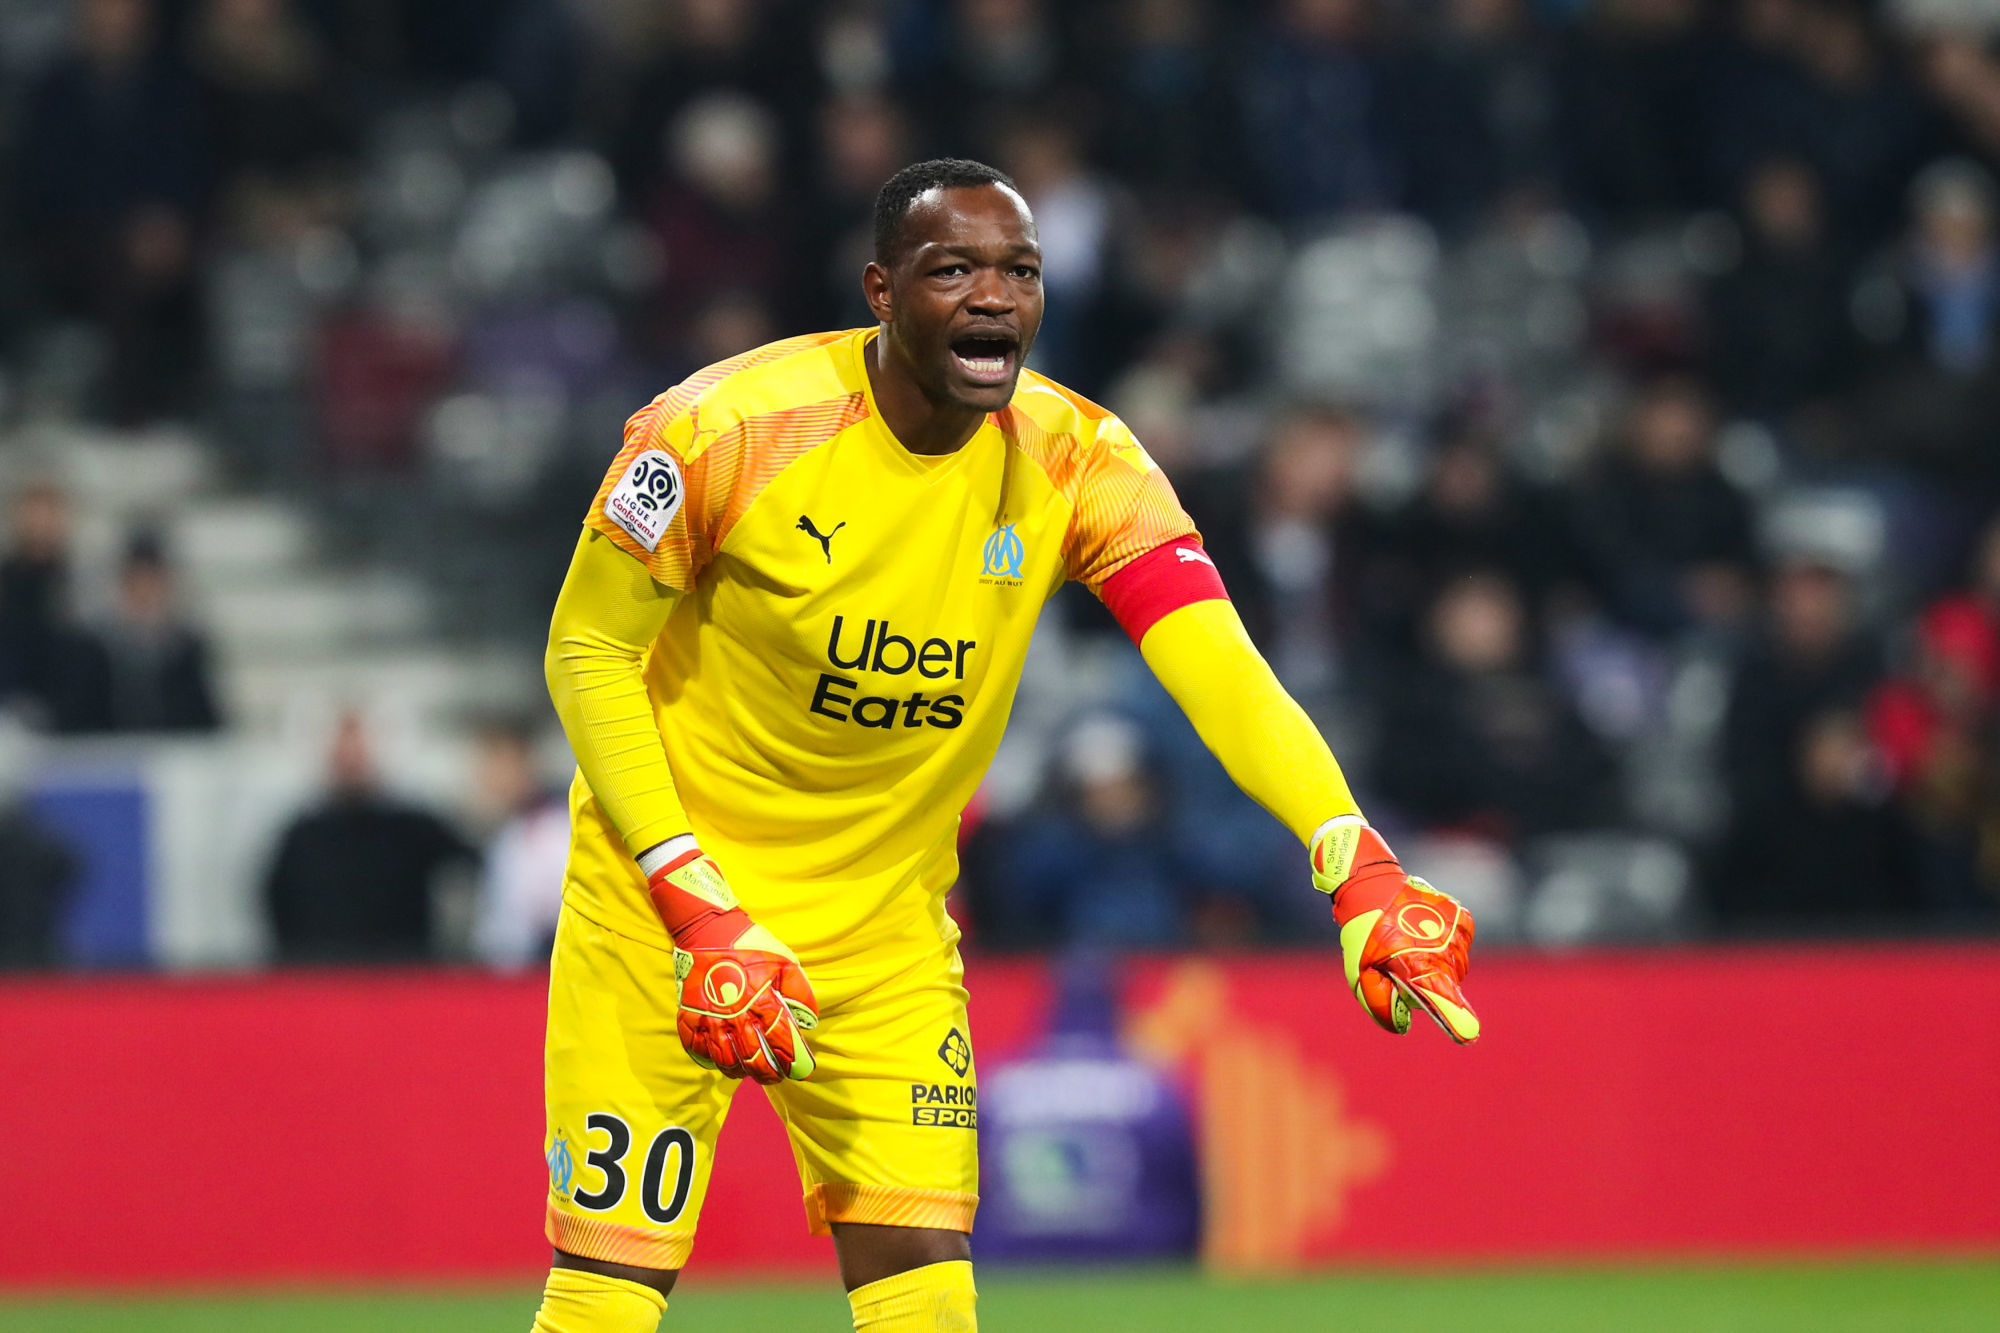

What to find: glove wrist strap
left=644, top=845, right=750, bottom=948
left=1309, top=813, right=1368, bottom=848
left=636, top=833, right=699, bottom=879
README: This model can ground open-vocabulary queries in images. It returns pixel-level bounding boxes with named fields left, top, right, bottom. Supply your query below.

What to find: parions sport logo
left=911, top=1081, right=977, bottom=1128
left=809, top=614, right=977, bottom=731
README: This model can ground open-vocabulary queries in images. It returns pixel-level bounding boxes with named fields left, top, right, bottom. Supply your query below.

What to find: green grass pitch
left=5, top=1260, right=1997, bottom=1331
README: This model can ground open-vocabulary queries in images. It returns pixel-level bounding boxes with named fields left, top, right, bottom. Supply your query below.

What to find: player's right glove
left=1310, top=816, right=1480, bottom=1044
left=646, top=845, right=819, bottom=1084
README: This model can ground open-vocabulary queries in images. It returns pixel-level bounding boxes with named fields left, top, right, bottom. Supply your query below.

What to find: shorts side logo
left=938, top=1027, right=973, bottom=1077
left=546, top=1131, right=575, bottom=1198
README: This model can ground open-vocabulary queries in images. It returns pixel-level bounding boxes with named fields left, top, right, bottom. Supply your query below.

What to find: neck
left=867, top=331, right=989, bottom=456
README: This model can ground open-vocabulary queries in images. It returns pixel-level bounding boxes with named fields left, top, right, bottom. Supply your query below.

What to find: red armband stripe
left=1098, top=538, right=1230, bottom=645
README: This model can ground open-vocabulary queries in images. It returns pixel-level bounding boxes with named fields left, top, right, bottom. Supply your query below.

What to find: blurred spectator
left=903, top=0, right=1073, bottom=154
left=1394, top=0, right=1559, bottom=235
left=1557, top=0, right=1711, bottom=223
left=1851, top=158, right=2000, bottom=492
left=83, top=530, right=223, bottom=734
left=1713, top=0, right=1937, bottom=251
left=187, top=0, right=355, bottom=231
left=984, top=714, right=1192, bottom=946
left=14, top=0, right=207, bottom=423
left=0, top=483, right=107, bottom=733
left=645, top=92, right=794, bottom=368
left=264, top=711, right=476, bottom=962
left=804, top=92, right=910, bottom=328
left=608, top=0, right=820, bottom=209
left=1374, top=428, right=1580, bottom=654
left=1090, top=0, right=1239, bottom=197
left=470, top=719, right=570, bottom=969
left=999, top=112, right=1113, bottom=385
left=1238, top=0, right=1399, bottom=221
left=1898, top=159, right=2000, bottom=375
left=1866, top=541, right=2000, bottom=915
left=1569, top=377, right=1757, bottom=638
left=313, top=296, right=457, bottom=473
left=1193, top=407, right=1396, bottom=696
left=0, top=721, right=79, bottom=969
left=1717, top=556, right=1895, bottom=920
left=1739, top=707, right=1916, bottom=924
left=0, top=482, right=73, bottom=721
left=1917, top=28, right=2000, bottom=164
left=1374, top=570, right=1621, bottom=841
left=1705, top=157, right=1856, bottom=419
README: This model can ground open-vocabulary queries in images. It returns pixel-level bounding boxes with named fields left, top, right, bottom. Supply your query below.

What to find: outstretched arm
left=1137, top=598, right=1361, bottom=840
left=1128, top=589, right=1481, bottom=1043
left=545, top=528, right=819, bottom=1081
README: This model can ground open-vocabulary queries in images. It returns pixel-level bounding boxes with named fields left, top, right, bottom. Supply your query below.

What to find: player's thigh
left=831, top=1221, right=973, bottom=1292
left=769, top=946, right=980, bottom=1236
left=544, top=905, right=736, bottom=1271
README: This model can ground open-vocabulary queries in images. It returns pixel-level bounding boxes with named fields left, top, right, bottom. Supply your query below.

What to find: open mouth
left=950, top=332, right=1019, bottom=386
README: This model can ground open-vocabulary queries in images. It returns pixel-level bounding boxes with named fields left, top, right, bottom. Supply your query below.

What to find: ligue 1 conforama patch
left=606, top=449, right=683, bottom=551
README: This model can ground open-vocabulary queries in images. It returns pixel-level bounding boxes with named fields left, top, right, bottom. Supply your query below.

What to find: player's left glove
left=1311, top=816, right=1480, bottom=1044
left=646, top=845, right=820, bottom=1084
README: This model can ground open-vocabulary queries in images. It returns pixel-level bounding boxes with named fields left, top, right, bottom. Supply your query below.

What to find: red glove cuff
left=646, top=848, right=748, bottom=949
left=1322, top=826, right=1408, bottom=920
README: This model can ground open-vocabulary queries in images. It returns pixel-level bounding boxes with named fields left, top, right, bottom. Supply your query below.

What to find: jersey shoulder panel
left=1000, top=372, right=1197, bottom=593
left=623, top=330, right=853, bottom=463
left=587, top=331, right=868, bottom=588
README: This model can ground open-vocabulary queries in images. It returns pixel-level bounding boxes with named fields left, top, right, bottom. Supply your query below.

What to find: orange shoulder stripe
left=689, top=393, right=869, bottom=557
left=622, top=330, right=853, bottom=453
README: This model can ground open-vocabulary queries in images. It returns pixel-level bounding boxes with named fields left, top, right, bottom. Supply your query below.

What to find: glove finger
left=768, top=1003, right=816, bottom=1081
left=1356, top=967, right=1411, bottom=1035
left=708, top=1025, right=751, bottom=1080
left=740, top=1021, right=784, bottom=1085
left=1389, top=967, right=1481, bottom=1044
left=677, top=1015, right=720, bottom=1071
left=775, top=963, right=820, bottom=1030
left=746, top=991, right=815, bottom=1082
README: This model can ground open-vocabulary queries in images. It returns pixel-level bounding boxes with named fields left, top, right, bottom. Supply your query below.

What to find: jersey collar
left=849, top=329, right=1001, bottom=486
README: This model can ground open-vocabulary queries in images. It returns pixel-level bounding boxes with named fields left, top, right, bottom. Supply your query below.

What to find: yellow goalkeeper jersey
left=562, top=328, right=1197, bottom=964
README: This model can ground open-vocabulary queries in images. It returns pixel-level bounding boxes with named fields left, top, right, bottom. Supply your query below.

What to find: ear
left=863, top=261, right=893, bottom=325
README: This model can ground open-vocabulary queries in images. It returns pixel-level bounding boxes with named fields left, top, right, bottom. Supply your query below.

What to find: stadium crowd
left=7, top=0, right=2000, bottom=965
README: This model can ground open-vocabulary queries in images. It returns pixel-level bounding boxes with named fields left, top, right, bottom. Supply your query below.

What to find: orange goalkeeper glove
left=644, top=841, right=819, bottom=1083
left=1310, top=816, right=1480, bottom=1044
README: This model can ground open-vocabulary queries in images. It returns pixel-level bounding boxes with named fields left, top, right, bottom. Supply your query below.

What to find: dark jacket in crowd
left=0, top=806, right=79, bottom=969
left=1374, top=662, right=1621, bottom=840
left=264, top=795, right=475, bottom=963
left=1717, top=634, right=1905, bottom=921
left=1570, top=455, right=1756, bottom=636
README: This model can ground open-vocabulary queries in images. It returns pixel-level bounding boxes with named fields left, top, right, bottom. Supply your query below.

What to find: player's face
left=873, top=185, right=1043, bottom=413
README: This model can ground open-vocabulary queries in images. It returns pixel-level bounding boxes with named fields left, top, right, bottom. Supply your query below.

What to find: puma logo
left=797, top=515, right=845, bottom=562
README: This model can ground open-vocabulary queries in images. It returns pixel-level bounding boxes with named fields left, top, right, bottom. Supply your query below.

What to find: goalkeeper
left=533, top=158, right=1477, bottom=1333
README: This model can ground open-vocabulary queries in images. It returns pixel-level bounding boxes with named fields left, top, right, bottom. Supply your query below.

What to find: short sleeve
left=585, top=393, right=717, bottom=592
left=1065, top=414, right=1201, bottom=593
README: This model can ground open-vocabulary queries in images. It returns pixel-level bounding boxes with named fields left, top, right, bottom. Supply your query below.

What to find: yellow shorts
left=542, top=904, right=980, bottom=1270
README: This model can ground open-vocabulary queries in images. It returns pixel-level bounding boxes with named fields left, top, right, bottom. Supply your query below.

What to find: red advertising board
left=1, top=943, right=1995, bottom=1287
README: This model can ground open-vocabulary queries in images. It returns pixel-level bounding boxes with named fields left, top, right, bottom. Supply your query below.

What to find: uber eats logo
left=810, top=614, right=976, bottom=731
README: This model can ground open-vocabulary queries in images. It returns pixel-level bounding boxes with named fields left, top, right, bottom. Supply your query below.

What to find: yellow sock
left=531, top=1267, right=667, bottom=1333
left=847, top=1260, right=977, bottom=1331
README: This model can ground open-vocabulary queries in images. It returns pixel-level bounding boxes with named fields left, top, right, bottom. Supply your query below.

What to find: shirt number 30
left=570, top=1112, right=697, bottom=1224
